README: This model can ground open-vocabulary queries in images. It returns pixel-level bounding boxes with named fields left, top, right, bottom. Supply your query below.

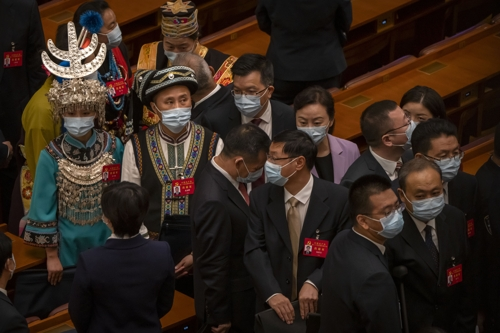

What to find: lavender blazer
left=312, top=134, right=360, bottom=184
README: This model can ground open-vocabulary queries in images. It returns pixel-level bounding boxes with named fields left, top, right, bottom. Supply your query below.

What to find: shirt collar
left=211, top=157, right=239, bottom=189
left=158, top=122, right=192, bottom=144
left=0, top=288, right=7, bottom=296
left=410, top=214, right=436, bottom=233
left=108, top=233, right=140, bottom=240
left=194, top=85, right=221, bottom=108
left=64, top=129, right=97, bottom=148
left=352, top=228, right=386, bottom=255
left=242, top=100, right=272, bottom=124
left=284, top=174, right=314, bottom=205
left=369, top=147, right=401, bottom=177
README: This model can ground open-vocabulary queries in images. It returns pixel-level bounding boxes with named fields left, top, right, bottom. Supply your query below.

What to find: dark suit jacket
left=448, top=171, right=477, bottom=223
left=256, top=0, right=352, bottom=81
left=340, top=149, right=400, bottom=194
left=385, top=207, right=476, bottom=333
left=319, top=229, right=401, bottom=333
left=0, top=0, right=46, bottom=146
left=191, top=162, right=255, bottom=331
left=0, top=130, right=8, bottom=163
left=244, top=176, right=350, bottom=309
left=0, top=292, right=29, bottom=333
left=201, top=99, right=296, bottom=140
left=68, top=236, right=175, bottom=333
left=192, top=85, right=233, bottom=124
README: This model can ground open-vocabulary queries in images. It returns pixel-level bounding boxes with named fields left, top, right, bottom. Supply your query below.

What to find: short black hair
left=272, top=130, right=317, bottom=170
left=360, top=100, right=398, bottom=147
left=495, top=123, right=500, bottom=157
left=0, top=233, right=12, bottom=270
left=231, top=54, right=274, bottom=86
left=101, top=182, right=150, bottom=237
left=221, top=124, right=271, bottom=163
left=73, top=1, right=111, bottom=35
left=294, top=86, right=335, bottom=120
left=349, top=175, right=392, bottom=225
left=400, top=86, right=447, bottom=120
left=411, top=118, right=458, bottom=155
left=399, top=158, right=442, bottom=192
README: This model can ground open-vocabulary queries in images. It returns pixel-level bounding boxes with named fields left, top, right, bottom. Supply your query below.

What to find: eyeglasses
left=424, top=150, right=464, bottom=162
left=383, top=113, right=411, bottom=135
left=362, top=202, right=405, bottom=219
left=231, top=87, right=269, bottom=98
left=266, top=155, right=298, bottom=164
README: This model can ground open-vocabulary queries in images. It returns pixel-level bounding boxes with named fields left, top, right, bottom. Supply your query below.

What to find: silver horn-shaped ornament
left=41, top=21, right=107, bottom=79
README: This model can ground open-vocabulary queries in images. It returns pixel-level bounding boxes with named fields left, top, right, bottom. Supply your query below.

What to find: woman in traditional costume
left=24, top=22, right=124, bottom=285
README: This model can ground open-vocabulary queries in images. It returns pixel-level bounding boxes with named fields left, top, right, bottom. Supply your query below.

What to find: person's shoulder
left=329, top=135, right=358, bottom=150
left=456, top=170, right=477, bottom=186
left=442, top=203, right=466, bottom=222
left=206, top=47, right=230, bottom=59
left=249, top=182, right=275, bottom=201
left=270, top=99, right=293, bottom=113
left=314, top=176, right=349, bottom=196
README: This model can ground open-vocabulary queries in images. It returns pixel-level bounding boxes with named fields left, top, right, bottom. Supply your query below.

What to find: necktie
left=395, top=161, right=403, bottom=176
left=251, top=118, right=262, bottom=126
left=424, top=225, right=439, bottom=270
left=238, top=182, right=250, bottom=205
left=287, top=197, right=301, bottom=300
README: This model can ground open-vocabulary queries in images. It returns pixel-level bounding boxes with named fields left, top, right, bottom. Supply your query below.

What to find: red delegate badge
left=102, top=164, right=121, bottom=182
left=172, top=178, right=195, bottom=196
left=467, top=219, right=475, bottom=238
left=446, top=264, right=463, bottom=287
left=106, top=78, right=128, bottom=98
left=303, top=238, right=329, bottom=258
left=4, top=51, right=23, bottom=68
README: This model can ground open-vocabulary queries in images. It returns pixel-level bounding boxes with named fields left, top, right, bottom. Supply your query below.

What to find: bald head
left=172, top=53, right=215, bottom=96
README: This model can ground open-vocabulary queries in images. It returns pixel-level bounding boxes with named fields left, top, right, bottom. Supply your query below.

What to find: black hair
left=411, top=118, right=458, bottom=155
left=221, top=124, right=271, bottom=163
left=399, top=158, right=442, bottom=192
left=495, top=123, right=500, bottom=157
left=231, top=53, right=274, bottom=86
left=73, top=1, right=111, bottom=35
left=360, top=100, right=399, bottom=147
left=400, top=86, right=447, bottom=120
left=0, top=233, right=12, bottom=270
left=349, top=175, right=393, bottom=225
left=101, top=182, right=150, bottom=237
left=294, top=86, right=335, bottom=120
left=272, top=130, right=317, bottom=170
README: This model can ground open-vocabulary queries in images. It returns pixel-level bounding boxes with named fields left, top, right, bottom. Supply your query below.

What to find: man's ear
left=414, top=152, right=424, bottom=159
left=356, top=215, right=370, bottom=230
left=208, top=66, right=215, bottom=77
left=267, top=85, right=275, bottom=98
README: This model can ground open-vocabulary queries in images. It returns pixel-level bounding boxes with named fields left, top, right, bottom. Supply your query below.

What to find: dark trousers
left=272, top=75, right=342, bottom=105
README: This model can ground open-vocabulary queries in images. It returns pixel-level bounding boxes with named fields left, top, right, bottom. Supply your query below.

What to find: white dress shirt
left=108, top=233, right=140, bottom=240
left=353, top=228, right=386, bottom=254
left=193, top=84, right=221, bottom=108
left=122, top=122, right=224, bottom=185
left=283, top=174, right=314, bottom=228
left=410, top=215, right=439, bottom=250
left=0, top=288, right=6, bottom=296
left=370, top=147, right=402, bottom=181
left=241, top=100, right=273, bottom=139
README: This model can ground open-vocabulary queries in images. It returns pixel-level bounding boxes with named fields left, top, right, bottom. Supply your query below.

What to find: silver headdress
left=42, top=21, right=108, bottom=124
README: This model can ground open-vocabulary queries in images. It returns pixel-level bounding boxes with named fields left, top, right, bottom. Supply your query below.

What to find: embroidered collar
left=158, top=122, right=192, bottom=144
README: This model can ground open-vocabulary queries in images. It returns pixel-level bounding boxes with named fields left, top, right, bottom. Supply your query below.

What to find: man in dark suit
left=320, top=174, right=403, bottom=333
left=171, top=52, right=234, bottom=124
left=0, top=0, right=46, bottom=223
left=341, top=100, right=415, bottom=194
left=256, top=0, right=352, bottom=104
left=201, top=53, right=296, bottom=140
left=0, top=233, right=29, bottom=333
left=69, top=182, right=175, bottom=333
left=191, top=124, right=271, bottom=333
left=245, top=130, right=350, bottom=324
left=386, top=158, right=476, bottom=333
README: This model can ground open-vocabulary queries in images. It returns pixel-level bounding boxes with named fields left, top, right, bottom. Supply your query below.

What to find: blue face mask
left=403, top=191, right=445, bottom=222
left=390, top=120, right=417, bottom=150
left=236, top=159, right=263, bottom=183
left=364, top=206, right=405, bottom=239
left=155, top=105, right=191, bottom=133
left=234, top=89, right=268, bottom=118
left=264, top=158, right=297, bottom=186
left=297, top=125, right=328, bottom=145
left=63, top=116, right=95, bottom=137
left=434, top=156, right=462, bottom=182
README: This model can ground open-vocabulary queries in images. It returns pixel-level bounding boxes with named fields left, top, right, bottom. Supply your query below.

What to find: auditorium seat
left=0, top=223, right=7, bottom=233
left=343, top=55, right=416, bottom=90
left=25, top=316, right=41, bottom=324
left=48, top=303, right=69, bottom=317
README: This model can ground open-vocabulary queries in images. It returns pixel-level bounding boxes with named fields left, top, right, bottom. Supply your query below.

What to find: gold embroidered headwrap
left=160, top=0, right=199, bottom=38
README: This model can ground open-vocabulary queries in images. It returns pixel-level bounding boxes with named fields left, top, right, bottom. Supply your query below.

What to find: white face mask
left=63, top=116, right=95, bottom=137
left=297, top=125, right=329, bottom=145
left=388, top=120, right=417, bottom=151
left=164, top=44, right=196, bottom=62
left=101, top=24, right=122, bottom=49
left=154, top=104, right=191, bottom=133
left=434, top=156, right=462, bottom=182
